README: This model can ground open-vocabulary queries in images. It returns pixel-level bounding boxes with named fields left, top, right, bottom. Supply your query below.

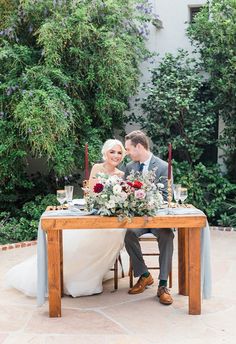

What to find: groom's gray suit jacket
left=124, top=154, right=169, bottom=201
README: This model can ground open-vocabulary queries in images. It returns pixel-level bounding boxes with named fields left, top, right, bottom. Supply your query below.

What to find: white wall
left=151, top=0, right=206, bottom=57
left=126, top=0, right=207, bottom=134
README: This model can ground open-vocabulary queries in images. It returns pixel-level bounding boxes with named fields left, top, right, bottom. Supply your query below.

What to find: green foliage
left=173, top=161, right=236, bottom=225
left=137, top=50, right=217, bottom=164
left=218, top=198, right=236, bottom=227
left=0, top=0, right=151, bottom=177
left=0, top=0, right=153, bottom=235
left=132, top=50, right=236, bottom=225
left=0, top=194, right=57, bottom=244
left=187, top=0, right=236, bottom=181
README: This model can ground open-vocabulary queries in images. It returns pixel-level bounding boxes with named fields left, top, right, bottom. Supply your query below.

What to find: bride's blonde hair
left=102, top=139, right=126, bottom=161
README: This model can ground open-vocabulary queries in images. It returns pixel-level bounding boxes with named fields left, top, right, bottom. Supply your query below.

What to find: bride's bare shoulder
left=90, top=163, right=104, bottom=175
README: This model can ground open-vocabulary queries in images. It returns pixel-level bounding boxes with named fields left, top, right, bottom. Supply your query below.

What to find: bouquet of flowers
left=85, top=170, right=164, bottom=219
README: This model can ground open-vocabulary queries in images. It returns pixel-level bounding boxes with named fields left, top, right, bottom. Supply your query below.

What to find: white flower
left=106, top=200, right=116, bottom=209
left=120, top=191, right=128, bottom=200
left=86, top=171, right=163, bottom=218
left=157, top=183, right=164, bottom=189
left=113, top=184, right=122, bottom=194
left=108, top=175, right=121, bottom=185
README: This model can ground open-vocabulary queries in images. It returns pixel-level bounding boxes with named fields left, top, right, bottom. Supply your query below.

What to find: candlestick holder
left=167, top=179, right=172, bottom=208
left=82, top=180, right=90, bottom=197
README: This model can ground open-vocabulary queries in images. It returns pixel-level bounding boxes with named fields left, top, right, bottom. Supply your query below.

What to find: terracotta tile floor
left=0, top=230, right=236, bottom=344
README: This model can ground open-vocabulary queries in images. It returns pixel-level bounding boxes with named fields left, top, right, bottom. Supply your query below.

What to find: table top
left=41, top=205, right=206, bottom=231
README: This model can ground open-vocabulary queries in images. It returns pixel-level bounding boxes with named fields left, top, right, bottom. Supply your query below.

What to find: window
left=189, top=6, right=202, bottom=23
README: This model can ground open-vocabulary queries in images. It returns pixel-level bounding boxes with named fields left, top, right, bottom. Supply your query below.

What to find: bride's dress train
left=5, top=228, right=128, bottom=297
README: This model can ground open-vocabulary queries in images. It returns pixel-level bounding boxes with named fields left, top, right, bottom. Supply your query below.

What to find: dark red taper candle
left=168, top=143, right=172, bottom=179
left=85, top=143, right=89, bottom=180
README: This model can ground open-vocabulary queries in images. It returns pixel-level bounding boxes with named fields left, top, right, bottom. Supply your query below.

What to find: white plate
left=72, top=198, right=86, bottom=206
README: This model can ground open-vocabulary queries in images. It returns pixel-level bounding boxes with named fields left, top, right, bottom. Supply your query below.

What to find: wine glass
left=179, top=187, right=188, bottom=204
left=173, top=184, right=182, bottom=205
left=65, top=185, right=74, bottom=209
left=56, top=190, right=66, bottom=207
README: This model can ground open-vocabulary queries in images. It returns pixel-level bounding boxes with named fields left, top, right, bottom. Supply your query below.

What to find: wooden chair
left=129, top=233, right=172, bottom=288
left=111, top=254, right=125, bottom=290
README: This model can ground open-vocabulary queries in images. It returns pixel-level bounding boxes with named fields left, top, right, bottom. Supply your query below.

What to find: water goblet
left=173, top=184, right=182, bottom=205
left=179, top=187, right=188, bottom=205
left=56, top=190, right=66, bottom=208
left=65, top=185, right=74, bottom=209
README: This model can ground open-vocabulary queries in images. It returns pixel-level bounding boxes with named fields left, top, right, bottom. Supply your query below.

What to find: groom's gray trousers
left=125, top=228, right=174, bottom=280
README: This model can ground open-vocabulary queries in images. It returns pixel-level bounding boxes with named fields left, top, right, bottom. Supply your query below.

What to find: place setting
left=45, top=185, right=95, bottom=216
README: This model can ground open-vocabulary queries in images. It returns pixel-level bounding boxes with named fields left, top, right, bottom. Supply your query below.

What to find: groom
left=124, top=130, right=174, bottom=305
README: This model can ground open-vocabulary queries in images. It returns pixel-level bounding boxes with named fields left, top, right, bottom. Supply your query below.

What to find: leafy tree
left=0, top=0, right=153, bottom=209
left=137, top=50, right=217, bottom=164
left=132, top=50, right=236, bottom=225
left=187, top=0, right=236, bottom=181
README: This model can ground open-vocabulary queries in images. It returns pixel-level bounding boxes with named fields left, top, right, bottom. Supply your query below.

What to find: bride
left=5, top=139, right=128, bottom=298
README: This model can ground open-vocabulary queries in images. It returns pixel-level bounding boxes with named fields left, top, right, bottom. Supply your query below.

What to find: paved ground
left=0, top=229, right=236, bottom=344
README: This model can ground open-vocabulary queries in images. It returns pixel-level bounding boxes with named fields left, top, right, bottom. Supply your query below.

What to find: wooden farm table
left=41, top=208, right=206, bottom=317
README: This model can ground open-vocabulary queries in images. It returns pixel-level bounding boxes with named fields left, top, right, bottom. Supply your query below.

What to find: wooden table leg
left=178, top=228, right=189, bottom=295
left=188, top=227, right=201, bottom=315
left=47, top=230, right=62, bottom=317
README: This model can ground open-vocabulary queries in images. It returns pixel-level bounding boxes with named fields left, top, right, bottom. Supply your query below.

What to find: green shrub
left=132, top=49, right=236, bottom=225
left=187, top=0, right=236, bottom=181
left=173, top=161, right=236, bottom=225
left=217, top=198, right=236, bottom=227
left=0, top=0, right=153, bottom=216
left=137, top=50, right=217, bottom=164
left=0, top=194, right=57, bottom=244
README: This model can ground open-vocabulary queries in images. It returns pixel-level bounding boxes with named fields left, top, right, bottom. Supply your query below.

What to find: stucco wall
left=126, top=0, right=207, bottom=133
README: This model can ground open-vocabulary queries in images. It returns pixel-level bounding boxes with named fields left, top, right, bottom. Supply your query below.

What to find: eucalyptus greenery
left=187, top=0, right=236, bottom=181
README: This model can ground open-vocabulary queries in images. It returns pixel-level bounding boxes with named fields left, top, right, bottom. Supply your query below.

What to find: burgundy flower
left=127, top=181, right=133, bottom=187
left=93, top=183, right=104, bottom=193
left=133, top=180, right=143, bottom=189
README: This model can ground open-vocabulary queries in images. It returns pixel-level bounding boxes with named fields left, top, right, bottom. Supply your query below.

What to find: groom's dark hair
left=125, top=130, right=149, bottom=150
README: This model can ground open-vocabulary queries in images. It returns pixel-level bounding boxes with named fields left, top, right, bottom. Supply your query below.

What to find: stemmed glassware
left=56, top=190, right=66, bottom=207
left=65, top=185, right=74, bottom=209
left=173, top=184, right=182, bottom=205
left=179, top=187, right=188, bottom=204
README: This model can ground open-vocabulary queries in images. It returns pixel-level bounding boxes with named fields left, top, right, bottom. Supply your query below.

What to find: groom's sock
left=141, top=272, right=150, bottom=278
left=158, top=279, right=167, bottom=287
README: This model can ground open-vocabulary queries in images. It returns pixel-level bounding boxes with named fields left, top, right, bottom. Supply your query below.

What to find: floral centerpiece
left=85, top=170, right=164, bottom=220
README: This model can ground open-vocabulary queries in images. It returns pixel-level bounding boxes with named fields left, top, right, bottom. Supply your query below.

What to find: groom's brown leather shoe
left=157, top=286, right=173, bottom=305
left=128, top=274, right=154, bottom=294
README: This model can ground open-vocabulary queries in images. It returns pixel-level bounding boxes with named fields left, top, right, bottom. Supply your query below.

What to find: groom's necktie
left=139, top=163, right=145, bottom=172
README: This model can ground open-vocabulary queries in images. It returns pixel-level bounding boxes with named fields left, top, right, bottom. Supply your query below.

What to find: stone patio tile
left=25, top=308, right=125, bottom=335
left=0, top=287, right=37, bottom=307
left=0, top=334, right=8, bottom=344
left=102, top=295, right=234, bottom=344
left=203, top=306, right=236, bottom=338
left=45, top=334, right=152, bottom=344
left=3, top=335, right=44, bottom=344
left=0, top=230, right=235, bottom=344
left=61, top=278, right=160, bottom=310
left=0, top=246, right=36, bottom=273
left=0, top=305, right=33, bottom=332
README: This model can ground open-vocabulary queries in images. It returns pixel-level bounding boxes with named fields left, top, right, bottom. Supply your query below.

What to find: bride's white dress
left=5, top=228, right=128, bottom=298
